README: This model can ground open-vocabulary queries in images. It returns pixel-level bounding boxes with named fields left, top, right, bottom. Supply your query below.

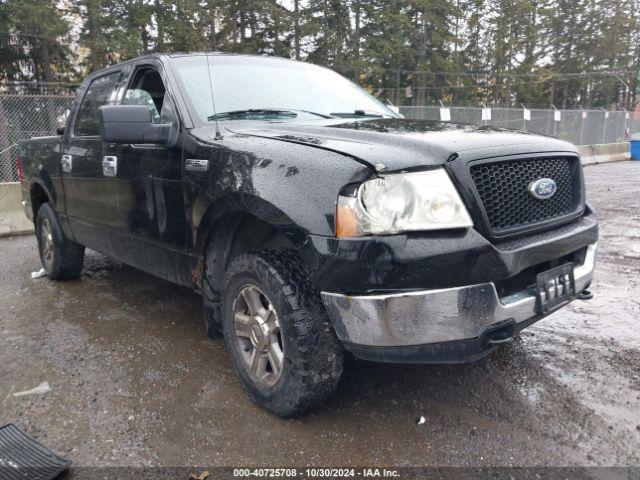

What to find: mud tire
left=221, top=249, right=343, bottom=417
left=36, top=203, right=85, bottom=280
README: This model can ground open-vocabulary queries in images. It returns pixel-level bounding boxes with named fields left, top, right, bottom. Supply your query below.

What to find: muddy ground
left=0, top=161, right=639, bottom=469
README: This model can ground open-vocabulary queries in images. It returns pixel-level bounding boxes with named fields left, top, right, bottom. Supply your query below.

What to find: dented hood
left=196, top=118, right=578, bottom=172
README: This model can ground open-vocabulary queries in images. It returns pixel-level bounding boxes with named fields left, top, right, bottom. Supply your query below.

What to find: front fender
left=184, top=131, right=373, bottom=252
left=192, top=193, right=309, bottom=255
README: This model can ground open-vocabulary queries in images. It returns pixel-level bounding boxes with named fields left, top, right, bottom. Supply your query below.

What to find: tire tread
left=36, top=203, right=84, bottom=280
left=222, top=249, right=343, bottom=417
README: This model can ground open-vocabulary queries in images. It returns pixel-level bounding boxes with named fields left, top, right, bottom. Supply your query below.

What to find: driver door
left=103, top=61, right=188, bottom=276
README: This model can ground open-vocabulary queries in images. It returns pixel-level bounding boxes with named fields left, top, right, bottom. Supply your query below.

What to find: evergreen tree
left=0, top=0, right=638, bottom=108
left=304, top=0, right=352, bottom=66
left=0, top=0, right=73, bottom=84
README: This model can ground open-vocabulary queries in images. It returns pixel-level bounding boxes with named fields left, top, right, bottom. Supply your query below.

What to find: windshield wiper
left=207, top=108, right=333, bottom=121
left=291, top=109, right=334, bottom=119
left=207, top=109, right=299, bottom=121
left=329, top=109, right=388, bottom=118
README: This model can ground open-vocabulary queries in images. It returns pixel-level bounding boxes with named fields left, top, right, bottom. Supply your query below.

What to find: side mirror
left=98, top=105, right=174, bottom=145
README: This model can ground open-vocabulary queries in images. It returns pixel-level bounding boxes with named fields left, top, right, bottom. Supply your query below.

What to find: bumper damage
left=321, top=243, right=596, bottom=363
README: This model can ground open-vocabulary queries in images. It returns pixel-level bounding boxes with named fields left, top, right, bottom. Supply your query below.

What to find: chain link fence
left=0, top=94, right=75, bottom=183
left=399, top=106, right=640, bottom=146
left=0, top=91, right=638, bottom=183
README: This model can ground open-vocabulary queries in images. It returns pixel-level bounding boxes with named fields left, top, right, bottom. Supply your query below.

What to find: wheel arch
left=195, top=195, right=315, bottom=333
left=195, top=195, right=311, bottom=296
left=29, top=181, right=50, bottom=221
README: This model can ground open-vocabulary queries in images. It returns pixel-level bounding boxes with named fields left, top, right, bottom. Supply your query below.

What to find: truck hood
left=194, top=118, right=577, bottom=171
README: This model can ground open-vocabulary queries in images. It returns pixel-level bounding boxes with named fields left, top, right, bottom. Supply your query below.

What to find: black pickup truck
left=18, top=53, right=598, bottom=416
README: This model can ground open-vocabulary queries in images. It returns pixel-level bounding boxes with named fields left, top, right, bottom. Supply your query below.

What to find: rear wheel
left=36, top=203, right=84, bottom=280
left=221, top=250, right=343, bottom=417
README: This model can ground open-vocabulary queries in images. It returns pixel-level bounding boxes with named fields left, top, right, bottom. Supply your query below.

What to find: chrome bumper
left=321, top=243, right=596, bottom=347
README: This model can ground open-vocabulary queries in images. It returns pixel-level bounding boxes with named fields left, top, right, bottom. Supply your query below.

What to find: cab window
left=123, top=67, right=166, bottom=124
left=75, top=72, right=120, bottom=136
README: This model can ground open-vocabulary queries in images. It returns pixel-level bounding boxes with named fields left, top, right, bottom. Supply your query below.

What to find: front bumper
left=321, top=243, right=596, bottom=363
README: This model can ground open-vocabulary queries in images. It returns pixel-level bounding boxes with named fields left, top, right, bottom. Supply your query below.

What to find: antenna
left=206, top=54, right=223, bottom=140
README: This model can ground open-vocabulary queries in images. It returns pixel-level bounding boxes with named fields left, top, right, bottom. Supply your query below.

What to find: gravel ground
left=0, top=161, right=639, bottom=470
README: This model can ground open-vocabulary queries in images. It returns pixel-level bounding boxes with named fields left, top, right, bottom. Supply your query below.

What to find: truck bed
left=19, top=135, right=63, bottom=221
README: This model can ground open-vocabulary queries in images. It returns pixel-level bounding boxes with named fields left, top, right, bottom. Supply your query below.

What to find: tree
left=359, top=0, right=415, bottom=103
left=304, top=0, right=352, bottom=66
left=0, top=1, right=24, bottom=83
left=0, top=0, right=639, bottom=108
left=0, top=0, right=74, bottom=85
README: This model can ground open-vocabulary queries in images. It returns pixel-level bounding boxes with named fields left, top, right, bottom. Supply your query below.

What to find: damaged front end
left=306, top=150, right=598, bottom=364
left=320, top=243, right=596, bottom=363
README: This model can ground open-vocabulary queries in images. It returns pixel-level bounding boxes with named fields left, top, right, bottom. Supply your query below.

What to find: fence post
left=624, top=110, right=630, bottom=140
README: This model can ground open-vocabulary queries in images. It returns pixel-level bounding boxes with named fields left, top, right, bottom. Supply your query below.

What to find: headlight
left=336, top=168, right=473, bottom=237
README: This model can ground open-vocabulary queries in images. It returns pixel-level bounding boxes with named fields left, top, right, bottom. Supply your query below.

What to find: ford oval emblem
left=528, top=178, right=557, bottom=200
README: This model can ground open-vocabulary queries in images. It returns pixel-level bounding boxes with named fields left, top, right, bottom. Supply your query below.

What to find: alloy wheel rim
left=232, top=284, right=284, bottom=387
left=40, top=218, right=54, bottom=268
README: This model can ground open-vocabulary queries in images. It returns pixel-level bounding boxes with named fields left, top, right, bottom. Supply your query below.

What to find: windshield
left=170, top=54, right=398, bottom=123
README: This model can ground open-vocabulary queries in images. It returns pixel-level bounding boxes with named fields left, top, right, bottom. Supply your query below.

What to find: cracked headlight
left=336, top=168, right=473, bottom=237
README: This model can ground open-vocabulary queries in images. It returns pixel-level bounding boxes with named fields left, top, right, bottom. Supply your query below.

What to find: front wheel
left=36, top=203, right=85, bottom=280
left=222, top=250, right=343, bottom=417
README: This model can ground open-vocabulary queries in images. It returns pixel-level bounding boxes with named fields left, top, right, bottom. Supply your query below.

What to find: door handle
left=102, top=156, right=118, bottom=177
left=61, top=154, right=72, bottom=173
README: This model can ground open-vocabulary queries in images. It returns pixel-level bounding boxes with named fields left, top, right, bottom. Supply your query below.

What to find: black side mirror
left=98, top=105, right=174, bottom=146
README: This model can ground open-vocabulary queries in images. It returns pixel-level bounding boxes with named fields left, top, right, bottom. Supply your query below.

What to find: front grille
left=469, top=156, right=581, bottom=236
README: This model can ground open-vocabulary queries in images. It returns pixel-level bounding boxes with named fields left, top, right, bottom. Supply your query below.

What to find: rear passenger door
left=62, top=70, right=123, bottom=254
